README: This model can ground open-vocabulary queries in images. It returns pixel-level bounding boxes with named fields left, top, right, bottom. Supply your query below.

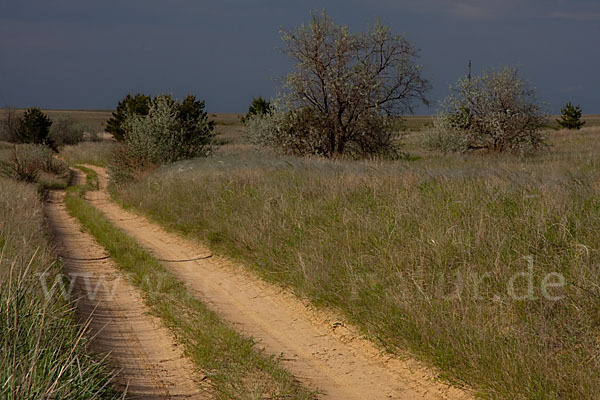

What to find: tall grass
left=0, top=177, right=118, bottom=399
left=114, top=126, right=600, bottom=399
left=60, top=142, right=116, bottom=167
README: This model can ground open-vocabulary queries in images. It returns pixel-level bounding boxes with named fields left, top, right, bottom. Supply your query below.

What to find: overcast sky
left=0, top=0, right=598, bottom=113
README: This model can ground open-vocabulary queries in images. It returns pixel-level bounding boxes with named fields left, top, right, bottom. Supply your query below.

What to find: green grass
left=113, top=125, right=600, bottom=400
left=66, top=175, right=316, bottom=400
left=0, top=177, right=118, bottom=400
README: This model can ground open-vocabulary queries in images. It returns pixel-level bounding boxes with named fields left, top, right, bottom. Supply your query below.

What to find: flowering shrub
left=425, top=66, right=547, bottom=154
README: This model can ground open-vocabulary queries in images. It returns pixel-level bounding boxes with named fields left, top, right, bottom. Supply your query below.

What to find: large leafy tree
left=277, top=10, right=430, bottom=157
left=557, top=101, right=585, bottom=130
left=16, top=108, right=53, bottom=145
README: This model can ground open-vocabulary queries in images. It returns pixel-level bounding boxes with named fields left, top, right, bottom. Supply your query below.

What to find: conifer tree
left=557, top=101, right=585, bottom=130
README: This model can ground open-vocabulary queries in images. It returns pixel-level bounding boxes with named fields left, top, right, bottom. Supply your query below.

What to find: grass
left=60, top=142, right=116, bottom=167
left=112, top=125, right=600, bottom=400
left=0, top=176, right=118, bottom=399
left=65, top=174, right=316, bottom=400
left=0, top=144, right=70, bottom=191
left=0, top=108, right=112, bottom=135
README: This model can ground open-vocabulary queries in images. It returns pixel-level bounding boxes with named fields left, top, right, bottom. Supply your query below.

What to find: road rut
left=45, top=184, right=210, bottom=399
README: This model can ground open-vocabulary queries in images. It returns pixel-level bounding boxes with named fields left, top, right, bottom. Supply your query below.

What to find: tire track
left=44, top=188, right=210, bottom=399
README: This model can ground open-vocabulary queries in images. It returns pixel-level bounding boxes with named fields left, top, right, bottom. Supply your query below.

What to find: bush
left=275, top=11, right=429, bottom=158
left=109, top=95, right=215, bottom=184
left=105, top=93, right=151, bottom=141
left=245, top=108, right=404, bottom=158
left=241, top=97, right=272, bottom=124
left=557, top=101, right=585, bottom=130
left=425, top=66, right=547, bottom=154
left=48, top=118, right=84, bottom=147
left=16, top=108, right=53, bottom=146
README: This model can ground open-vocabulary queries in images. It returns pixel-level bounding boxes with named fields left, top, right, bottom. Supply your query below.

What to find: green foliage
left=49, top=118, right=85, bottom=147
left=425, top=66, right=547, bottom=154
left=16, top=108, right=52, bottom=145
left=557, top=101, right=585, bottom=130
left=240, top=97, right=272, bottom=124
left=105, top=93, right=151, bottom=141
left=274, top=10, right=429, bottom=157
left=109, top=94, right=215, bottom=184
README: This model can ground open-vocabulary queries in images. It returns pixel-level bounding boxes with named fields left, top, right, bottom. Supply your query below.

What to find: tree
left=106, top=93, right=151, bottom=141
left=425, top=66, right=547, bottom=154
left=274, top=10, right=429, bottom=157
left=16, top=108, right=53, bottom=145
left=241, top=97, right=272, bottom=124
left=557, top=101, right=585, bottom=130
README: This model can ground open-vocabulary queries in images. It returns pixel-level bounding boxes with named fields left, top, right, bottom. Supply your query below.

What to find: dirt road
left=44, top=185, right=210, bottom=399
left=80, top=165, right=470, bottom=400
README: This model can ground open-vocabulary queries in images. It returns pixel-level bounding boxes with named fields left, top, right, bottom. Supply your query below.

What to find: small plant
left=106, top=93, right=151, bottom=141
left=425, top=66, right=547, bottom=154
left=557, top=101, right=585, bottom=130
left=241, top=97, right=272, bottom=124
left=16, top=108, right=52, bottom=145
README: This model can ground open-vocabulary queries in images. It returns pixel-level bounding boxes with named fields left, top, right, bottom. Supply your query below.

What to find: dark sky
left=1, top=0, right=598, bottom=113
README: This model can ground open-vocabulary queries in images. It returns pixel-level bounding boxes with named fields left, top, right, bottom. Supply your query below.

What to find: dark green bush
left=557, top=102, right=585, bottom=130
left=16, top=108, right=52, bottom=145
left=105, top=93, right=151, bottom=141
left=241, top=97, right=272, bottom=124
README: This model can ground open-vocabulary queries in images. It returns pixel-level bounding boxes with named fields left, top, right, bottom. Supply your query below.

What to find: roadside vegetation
left=61, top=141, right=116, bottom=167
left=106, top=94, right=216, bottom=183
left=0, top=144, right=69, bottom=189
left=0, top=176, right=118, bottom=399
left=65, top=171, right=315, bottom=400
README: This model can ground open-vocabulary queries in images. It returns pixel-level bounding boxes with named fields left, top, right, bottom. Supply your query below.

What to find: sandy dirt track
left=44, top=180, right=210, bottom=399
left=80, top=165, right=471, bottom=400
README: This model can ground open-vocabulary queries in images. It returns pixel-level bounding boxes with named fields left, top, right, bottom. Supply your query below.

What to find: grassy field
left=105, top=123, right=600, bottom=400
left=0, top=177, right=118, bottom=399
